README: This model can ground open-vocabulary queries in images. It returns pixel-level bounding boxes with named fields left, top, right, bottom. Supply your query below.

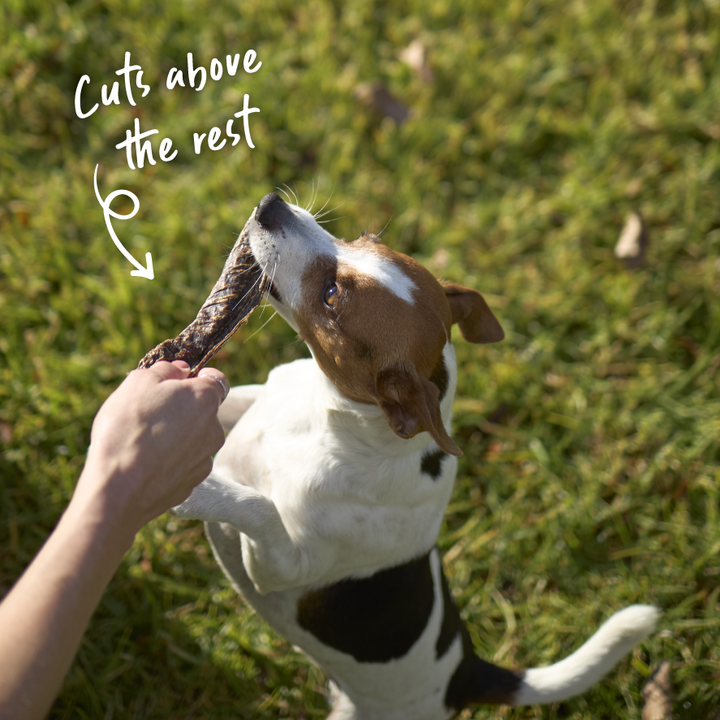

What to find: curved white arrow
left=93, top=164, right=154, bottom=280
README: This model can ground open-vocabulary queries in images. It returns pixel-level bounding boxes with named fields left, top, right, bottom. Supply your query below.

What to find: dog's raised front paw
left=171, top=497, right=200, bottom=520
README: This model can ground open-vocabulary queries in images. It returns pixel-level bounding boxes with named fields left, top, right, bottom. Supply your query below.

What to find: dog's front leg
left=173, top=473, right=312, bottom=594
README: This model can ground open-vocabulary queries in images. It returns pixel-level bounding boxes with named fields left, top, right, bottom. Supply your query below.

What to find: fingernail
left=173, top=360, right=190, bottom=369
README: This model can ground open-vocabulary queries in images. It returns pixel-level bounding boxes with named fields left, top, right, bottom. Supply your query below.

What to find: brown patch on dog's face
left=281, top=230, right=502, bottom=454
left=247, top=192, right=505, bottom=451
left=293, top=234, right=452, bottom=405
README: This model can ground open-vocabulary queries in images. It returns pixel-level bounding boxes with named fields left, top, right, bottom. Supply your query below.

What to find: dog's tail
left=511, top=604, right=659, bottom=705
left=458, top=605, right=658, bottom=708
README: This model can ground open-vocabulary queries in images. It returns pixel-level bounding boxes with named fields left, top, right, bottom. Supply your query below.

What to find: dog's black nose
left=255, top=193, right=286, bottom=230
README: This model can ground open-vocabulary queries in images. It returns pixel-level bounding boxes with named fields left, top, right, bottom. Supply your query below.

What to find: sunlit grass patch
left=2, top=0, right=719, bottom=717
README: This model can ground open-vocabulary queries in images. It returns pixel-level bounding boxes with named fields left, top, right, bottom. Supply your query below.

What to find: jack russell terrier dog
left=175, top=193, right=658, bottom=719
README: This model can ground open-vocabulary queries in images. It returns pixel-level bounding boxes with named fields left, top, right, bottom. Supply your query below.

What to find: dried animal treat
left=139, top=228, right=269, bottom=376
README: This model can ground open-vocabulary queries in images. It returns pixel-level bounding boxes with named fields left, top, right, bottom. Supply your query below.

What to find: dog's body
left=175, top=194, right=657, bottom=719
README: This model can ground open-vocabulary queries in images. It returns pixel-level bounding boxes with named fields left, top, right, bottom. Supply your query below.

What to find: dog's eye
left=323, top=283, right=339, bottom=308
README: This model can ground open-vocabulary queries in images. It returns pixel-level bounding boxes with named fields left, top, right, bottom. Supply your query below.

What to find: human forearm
left=0, top=362, right=227, bottom=720
left=0, top=489, right=134, bottom=720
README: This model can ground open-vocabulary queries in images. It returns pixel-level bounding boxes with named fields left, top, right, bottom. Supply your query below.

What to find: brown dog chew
left=138, top=228, right=269, bottom=376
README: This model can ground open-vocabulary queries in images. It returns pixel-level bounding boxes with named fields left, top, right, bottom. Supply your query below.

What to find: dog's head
left=247, top=193, right=503, bottom=456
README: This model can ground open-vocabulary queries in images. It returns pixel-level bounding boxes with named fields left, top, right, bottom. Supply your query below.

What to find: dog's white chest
left=211, top=358, right=458, bottom=587
left=213, top=360, right=330, bottom=497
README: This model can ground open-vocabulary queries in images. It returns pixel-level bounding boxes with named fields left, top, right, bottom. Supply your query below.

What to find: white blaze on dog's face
left=247, top=193, right=504, bottom=456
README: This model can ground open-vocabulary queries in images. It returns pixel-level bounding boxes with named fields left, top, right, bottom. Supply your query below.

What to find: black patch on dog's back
left=436, top=559, right=462, bottom=659
left=445, top=648, right=525, bottom=709
left=436, top=564, right=524, bottom=709
left=421, top=449, right=446, bottom=480
left=297, top=552, right=434, bottom=663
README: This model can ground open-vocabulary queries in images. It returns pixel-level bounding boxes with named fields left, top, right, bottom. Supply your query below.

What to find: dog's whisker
left=312, top=182, right=321, bottom=213
left=313, top=185, right=337, bottom=219
left=377, top=215, right=393, bottom=237
left=243, top=309, right=278, bottom=343
left=305, top=179, right=318, bottom=213
left=314, top=200, right=346, bottom=222
left=316, top=216, right=344, bottom=225
left=254, top=261, right=278, bottom=320
left=280, top=183, right=299, bottom=207
left=230, top=268, right=266, bottom=313
left=313, top=194, right=338, bottom=220
left=276, top=186, right=293, bottom=204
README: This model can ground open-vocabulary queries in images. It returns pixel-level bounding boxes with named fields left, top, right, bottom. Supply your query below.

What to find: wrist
left=70, top=461, right=144, bottom=553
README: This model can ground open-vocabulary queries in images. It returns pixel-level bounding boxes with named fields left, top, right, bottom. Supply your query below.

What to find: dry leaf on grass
left=354, top=81, right=410, bottom=125
left=642, top=660, right=672, bottom=720
left=399, top=39, right=434, bottom=83
left=615, top=211, right=649, bottom=269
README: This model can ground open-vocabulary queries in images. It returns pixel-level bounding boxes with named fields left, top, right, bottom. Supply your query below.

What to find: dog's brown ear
left=442, top=281, right=504, bottom=344
left=374, top=367, right=462, bottom=456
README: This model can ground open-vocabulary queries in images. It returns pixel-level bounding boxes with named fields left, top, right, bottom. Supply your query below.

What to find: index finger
left=135, top=360, right=192, bottom=384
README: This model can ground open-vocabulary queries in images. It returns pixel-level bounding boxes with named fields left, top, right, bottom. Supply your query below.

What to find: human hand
left=73, top=361, right=228, bottom=538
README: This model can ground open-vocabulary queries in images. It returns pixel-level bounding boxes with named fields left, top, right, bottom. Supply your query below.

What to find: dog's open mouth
left=138, top=227, right=271, bottom=376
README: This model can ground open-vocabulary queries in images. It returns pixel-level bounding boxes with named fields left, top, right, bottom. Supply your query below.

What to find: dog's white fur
left=175, top=195, right=657, bottom=719
left=182, top=349, right=457, bottom=593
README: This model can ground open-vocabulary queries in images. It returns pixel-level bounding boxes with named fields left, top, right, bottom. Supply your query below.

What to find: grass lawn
left=2, top=0, right=719, bottom=718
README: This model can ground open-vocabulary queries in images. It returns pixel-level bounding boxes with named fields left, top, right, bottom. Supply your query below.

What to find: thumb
left=196, top=368, right=230, bottom=405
